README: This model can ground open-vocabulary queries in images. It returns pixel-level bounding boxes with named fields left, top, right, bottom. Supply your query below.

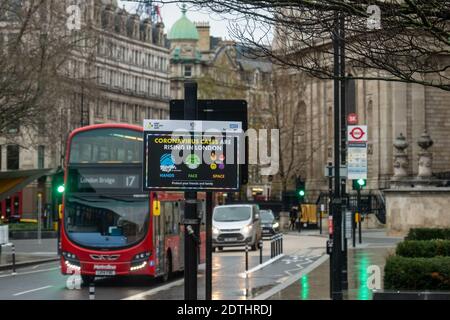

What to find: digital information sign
left=143, top=120, right=243, bottom=191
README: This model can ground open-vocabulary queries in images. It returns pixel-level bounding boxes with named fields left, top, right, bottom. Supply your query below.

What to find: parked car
left=212, top=204, right=262, bottom=251
left=260, top=209, right=280, bottom=238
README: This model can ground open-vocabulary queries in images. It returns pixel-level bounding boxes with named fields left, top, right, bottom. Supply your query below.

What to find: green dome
left=167, top=6, right=199, bottom=41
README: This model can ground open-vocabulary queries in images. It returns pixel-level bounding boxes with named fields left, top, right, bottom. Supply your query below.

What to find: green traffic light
left=57, top=185, right=65, bottom=193
left=357, top=179, right=366, bottom=186
left=298, top=190, right=305, bottom=197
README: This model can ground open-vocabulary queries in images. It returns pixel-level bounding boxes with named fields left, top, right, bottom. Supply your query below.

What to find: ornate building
left=272, top=42, right=450, bottom=203
left=0, top=0, right=170, bottom=219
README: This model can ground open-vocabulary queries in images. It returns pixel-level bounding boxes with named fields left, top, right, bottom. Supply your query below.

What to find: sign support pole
left=205, top=192, right=213, bottom=300
left=184, top=81, right=199, bottom=300
left=331, top=12, right=343, bottom=300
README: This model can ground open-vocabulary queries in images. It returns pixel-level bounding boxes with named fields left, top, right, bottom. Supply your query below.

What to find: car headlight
left=213, top=227, right=220, bottom=235
left=272, top=222, right=279, bottom=229
left=242, top=225, right=253, bottom=234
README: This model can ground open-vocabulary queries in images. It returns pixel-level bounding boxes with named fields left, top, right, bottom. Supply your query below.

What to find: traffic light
left=57, top=184, right=65, bottom=193
left=352, top=179, right=366, bottom=190
left=296, top=178, right=306, bottom=202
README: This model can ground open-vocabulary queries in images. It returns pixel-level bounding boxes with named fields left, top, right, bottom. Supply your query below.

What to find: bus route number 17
left=125, top=175, right=137, bottom=188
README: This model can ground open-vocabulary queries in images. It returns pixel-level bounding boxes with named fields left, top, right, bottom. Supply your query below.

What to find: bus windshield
left=64, top=195, right=149, bottom=249
left=69, top=128, right=143, bottom=164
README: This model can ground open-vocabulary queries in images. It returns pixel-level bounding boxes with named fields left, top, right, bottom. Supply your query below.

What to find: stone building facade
left=272, top=68, right=450, bottom=202
left=0, top=0, right=170, bottom=218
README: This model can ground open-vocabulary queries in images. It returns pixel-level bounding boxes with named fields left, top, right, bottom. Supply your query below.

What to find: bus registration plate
left=95, top=270, right=116, bottom=276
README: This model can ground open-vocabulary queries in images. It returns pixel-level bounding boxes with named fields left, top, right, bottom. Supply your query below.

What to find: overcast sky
left=118, top=1, right=234, bottom=39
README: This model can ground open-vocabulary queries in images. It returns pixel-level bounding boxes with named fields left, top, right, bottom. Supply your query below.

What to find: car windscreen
left=260, top=210, right=275, bottom=223
left=213, top=206, right=251, bottom=222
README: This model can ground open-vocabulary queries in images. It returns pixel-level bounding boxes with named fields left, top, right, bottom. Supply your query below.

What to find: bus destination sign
left=143, top=120, right=242, bottom=191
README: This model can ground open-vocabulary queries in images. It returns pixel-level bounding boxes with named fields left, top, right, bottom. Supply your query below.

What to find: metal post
left=37, top=193, right=42, bottom=245
left=331, top=12, right=343, bottom=300
left=352, top=211, right=356, bottom=247
left=270, top=236, right=274, bottom=258
left=357, top=188, right=362, bottom=244
left=339, top=13, right=349, bottom=293
left=183, top=82, right=199, bottom=300
left=259, top=239, right=263, bottom=264
left=280, top=235, right=283, bottom=254
left=319, top=208, right=323, bottom=235
left=245, top=242, right=249, bottom=272
left=205, top=192, right=213, bottom=300
left=12, top=244, right=16, bottom=275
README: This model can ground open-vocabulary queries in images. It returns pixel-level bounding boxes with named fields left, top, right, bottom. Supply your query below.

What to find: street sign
left=347, top=125, right=367, bottom=143
left=347, top=125, right=368, bottom=179
left=143, top=119, right=243, bottom=191
left=347, top=113, right=358, bottom=125
left=347, top=144, right=368, bottom=179
left=344, top=210, right=353, bottom=239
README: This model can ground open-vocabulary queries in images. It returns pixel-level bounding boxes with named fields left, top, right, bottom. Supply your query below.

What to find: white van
left=212, top=204, right=262, bottom=251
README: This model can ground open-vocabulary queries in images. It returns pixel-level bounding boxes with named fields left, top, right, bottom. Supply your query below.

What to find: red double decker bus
left=60, top=124, right=205, bottom=284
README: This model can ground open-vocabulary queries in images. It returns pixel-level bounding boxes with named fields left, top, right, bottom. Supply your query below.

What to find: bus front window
left=64, top=196, right=149, bottom=249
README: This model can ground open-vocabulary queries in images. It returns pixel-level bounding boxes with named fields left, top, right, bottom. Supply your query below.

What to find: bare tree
left=0, top=0, right=98, bottom=148
left=157, top=0, right=450, bottom=91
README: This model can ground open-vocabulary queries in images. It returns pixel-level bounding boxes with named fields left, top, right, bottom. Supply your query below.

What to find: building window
left=7, top=145, right=19, bottom=170
left=38, top=145, right=45, bottom=169
left=134, top=105, right=140, bottom=123
left=184, top=65, right=192, bottom=77
left=121, top=103, right=128, bottom=120
left=108, top=101, right=115, bottom=119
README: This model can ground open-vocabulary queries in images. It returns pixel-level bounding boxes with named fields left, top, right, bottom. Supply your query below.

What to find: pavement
left=0, top=238, right=59, bottom=270
left=268, top=229, right=403, bottom=300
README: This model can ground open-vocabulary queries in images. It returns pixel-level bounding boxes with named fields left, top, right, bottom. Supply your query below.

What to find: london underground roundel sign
left=347, top=125, right=367, bottom=143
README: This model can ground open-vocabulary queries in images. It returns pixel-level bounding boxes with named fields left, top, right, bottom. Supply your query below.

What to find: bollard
left=270, top=236, right=274, bottom=258
left=89, top=284, right=95, bottom=300
left=12, top=244, right=16, bottom=275
left=275, top=235, right=278, bottom=256
left=245, top=242, right=249, bottom=272
left=259, top=239, right=263, bottom=264
left=280, top=234, right=283, bottom=254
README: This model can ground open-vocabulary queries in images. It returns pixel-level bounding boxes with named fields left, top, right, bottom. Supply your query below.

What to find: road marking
left=0, top=266, right=60, bottom=279
left=251, top=254, right=329, bottom=300
left=122, top=279, right=184, bottom=300
left=13, top=285, right=53, bottom=296
left=239, top=254, right=285, bottom=277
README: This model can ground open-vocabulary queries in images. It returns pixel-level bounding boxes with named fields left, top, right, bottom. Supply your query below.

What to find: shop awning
left=0, top=168, right=58, bottom=201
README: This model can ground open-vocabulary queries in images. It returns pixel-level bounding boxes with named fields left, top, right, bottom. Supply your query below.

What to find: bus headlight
left=62, top=252, right=81, bottom=271
left=131, top=252, right=151, bottom=271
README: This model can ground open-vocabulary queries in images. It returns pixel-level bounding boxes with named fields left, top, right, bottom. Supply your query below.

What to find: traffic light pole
left=339, top=14, right=348, bottom=292
left=330, top=12, right=343, bottom=300
left=357, top=188, right=362, bottom=244
left=184, top=82, right=199, bottom=300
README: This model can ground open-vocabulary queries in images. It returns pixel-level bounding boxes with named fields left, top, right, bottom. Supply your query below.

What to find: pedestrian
left=289, top=206, right=298, bottom=230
